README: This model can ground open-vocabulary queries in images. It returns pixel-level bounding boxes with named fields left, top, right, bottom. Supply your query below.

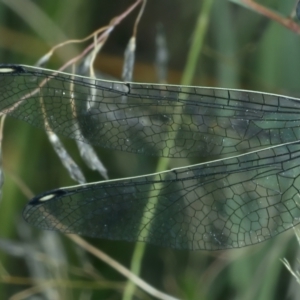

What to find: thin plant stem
left=123, top=1, right=215, bottom=299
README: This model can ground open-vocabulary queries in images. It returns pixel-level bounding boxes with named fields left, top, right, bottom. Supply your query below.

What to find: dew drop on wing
left=239, top=241, right=245, bottom=247
left=203, top=233, right=210, bottom=241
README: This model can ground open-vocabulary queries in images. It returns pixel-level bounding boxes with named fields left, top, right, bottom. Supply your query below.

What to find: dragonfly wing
left=1, top=65, right=300, bottom=158
left=23, top=142, right=300, bottom=250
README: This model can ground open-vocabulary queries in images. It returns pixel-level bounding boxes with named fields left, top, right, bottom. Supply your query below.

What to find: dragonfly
left=1, top=64, right=300, bottom=251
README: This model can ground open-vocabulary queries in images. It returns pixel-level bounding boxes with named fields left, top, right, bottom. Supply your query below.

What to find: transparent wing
left=23, top=142, right=300, bottom=250
left=1, top=64, right=300, bottom=158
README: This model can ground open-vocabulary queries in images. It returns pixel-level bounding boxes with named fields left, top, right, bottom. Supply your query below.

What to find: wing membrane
left=24, top=142, right=300, bottom=250
left=3, top=64, right=300, bottom=249
left=1, top=64, right=300, bottom=158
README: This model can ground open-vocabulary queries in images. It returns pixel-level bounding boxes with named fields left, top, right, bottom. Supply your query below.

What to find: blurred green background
left=1, top=0, right=300, bottom=299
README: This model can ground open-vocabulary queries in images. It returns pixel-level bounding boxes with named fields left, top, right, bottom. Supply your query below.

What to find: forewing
left=1, top=65, right=300, bottom=158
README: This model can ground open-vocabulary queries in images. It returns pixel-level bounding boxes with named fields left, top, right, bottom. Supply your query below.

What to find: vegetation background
left=0, top=0, right=300, bottom=299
